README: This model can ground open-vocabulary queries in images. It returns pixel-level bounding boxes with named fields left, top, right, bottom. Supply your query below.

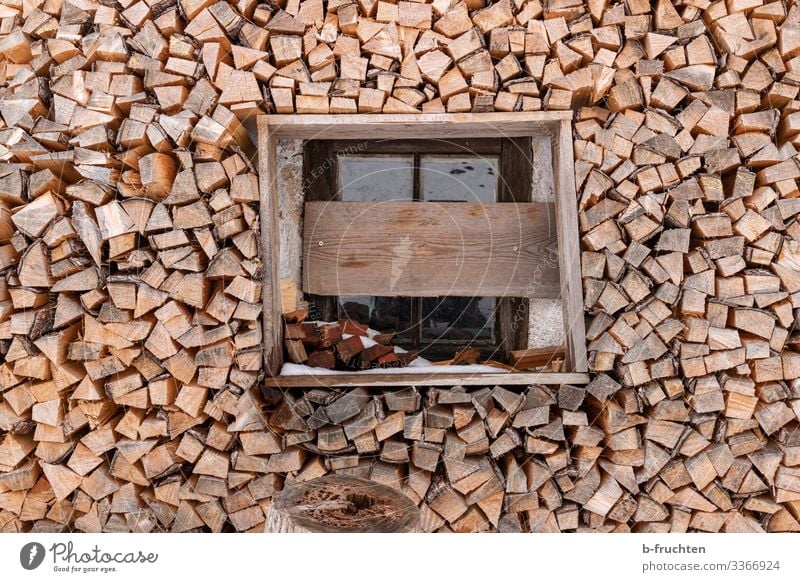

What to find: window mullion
left=412, top=297, right=422, bottom=351
left=412, top=153, right=421, bottom=201
left=412, top=153, right=421, bottom=349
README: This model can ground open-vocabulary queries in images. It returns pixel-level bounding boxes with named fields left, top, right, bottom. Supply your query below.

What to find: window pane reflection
left=420, top=156, right=498, bottom=203
left=421, top=296, right=494, bottom=342
left=338, top=156, right=414, bottom=201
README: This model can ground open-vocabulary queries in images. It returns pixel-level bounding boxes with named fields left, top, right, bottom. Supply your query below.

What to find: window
left=258, top=113, right=588, bottom=387
left=303, top=138, right=531, bottom=361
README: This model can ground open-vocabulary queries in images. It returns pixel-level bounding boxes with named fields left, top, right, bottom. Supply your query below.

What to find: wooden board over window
left=303, top=201, right=559, bottom=297
left=258, top=112, right=588, bottom=387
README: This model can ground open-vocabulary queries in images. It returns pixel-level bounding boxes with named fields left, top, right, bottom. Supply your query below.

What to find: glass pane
left=339, top=296, right=414, bottom=342
left=338, top=155, right=414, bottom=201
left=421, top=297, right=495, bottom=342
left=420, top=156, right=498, bottom=203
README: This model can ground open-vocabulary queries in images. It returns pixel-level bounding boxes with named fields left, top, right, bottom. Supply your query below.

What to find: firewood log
left=265, top=476, right=419, bottom=532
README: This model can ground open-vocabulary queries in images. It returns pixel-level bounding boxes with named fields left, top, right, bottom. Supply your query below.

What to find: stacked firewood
left=283, top=313, right=419, bottom=370
left=0, top=0, right=270, bottom=532
left=2, top=0, right=800, bottom=533
left=268, top=384, right=593, bottom=533
left=268, top=381, right=799, bottom=532
left=576, top=0, right=800, bottom=532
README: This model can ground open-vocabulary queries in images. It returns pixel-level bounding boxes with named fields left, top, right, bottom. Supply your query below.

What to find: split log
left=266, top=476, right=419, bottom=533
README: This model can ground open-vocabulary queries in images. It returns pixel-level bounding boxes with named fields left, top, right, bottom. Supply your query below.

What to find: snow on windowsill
left=281, top=322, right=508, bottom=376
left=279, top=362, right=508, bottom=376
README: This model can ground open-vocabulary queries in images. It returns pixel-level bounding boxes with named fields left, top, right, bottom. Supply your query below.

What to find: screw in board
left=318, top=240, right=324, bottom=246
left=512, top=246, right=518, bottom=252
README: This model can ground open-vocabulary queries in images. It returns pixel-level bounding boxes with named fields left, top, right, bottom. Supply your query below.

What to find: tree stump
left=266, top=476, right=420, bottom=533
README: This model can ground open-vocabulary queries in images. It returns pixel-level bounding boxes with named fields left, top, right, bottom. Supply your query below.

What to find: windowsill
left=264, top=370, right=590, bottom=388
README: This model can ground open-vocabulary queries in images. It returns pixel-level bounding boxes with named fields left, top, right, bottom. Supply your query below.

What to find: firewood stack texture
left=284, top=316, right=418, bottom=370
left=2, top=0, right=800, bottom=533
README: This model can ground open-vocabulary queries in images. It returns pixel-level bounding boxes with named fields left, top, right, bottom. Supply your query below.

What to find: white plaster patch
left=531, top=135, right=554, bottom=203
left=528, top=298, right=565, bottom=348
left=277, top=138, right=305, bottom=306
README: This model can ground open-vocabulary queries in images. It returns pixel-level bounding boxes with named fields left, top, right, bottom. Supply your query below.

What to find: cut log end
left=266, top=476, right=420, bottom=533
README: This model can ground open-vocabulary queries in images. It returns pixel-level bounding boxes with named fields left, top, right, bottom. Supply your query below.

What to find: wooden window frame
left=258, top=112, right=588, bottom=387
left=304, top=137, right=530, bottom=361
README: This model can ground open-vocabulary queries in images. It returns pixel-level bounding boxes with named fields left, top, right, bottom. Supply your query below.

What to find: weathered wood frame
left=258, top=112, right=588, bottom=387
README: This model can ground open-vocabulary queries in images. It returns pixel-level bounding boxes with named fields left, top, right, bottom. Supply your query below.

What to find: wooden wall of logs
left=2, top=0, right=800, bottom=533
